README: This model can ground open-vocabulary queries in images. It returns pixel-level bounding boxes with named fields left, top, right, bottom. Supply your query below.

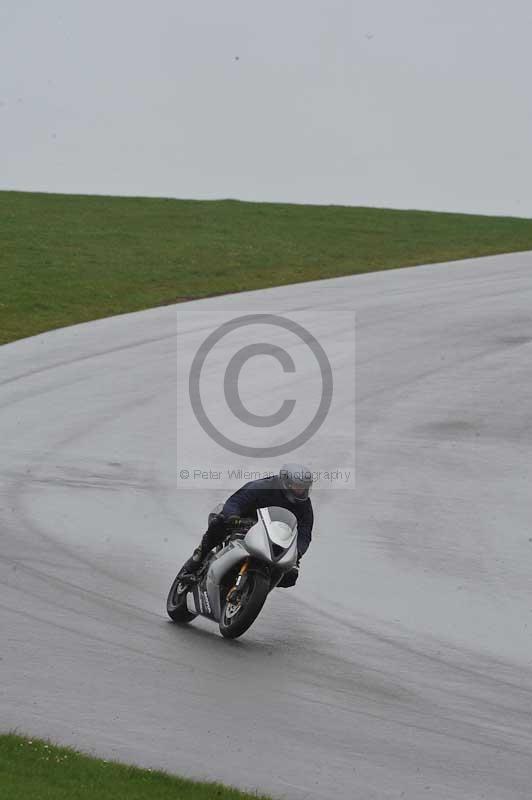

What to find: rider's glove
left=277, top=566, right=299, bottom=588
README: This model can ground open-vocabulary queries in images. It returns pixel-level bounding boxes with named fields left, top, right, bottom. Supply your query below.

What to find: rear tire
left=219, top=572, right=269, bottom=639
left=166, top=573, right=197, bottom=623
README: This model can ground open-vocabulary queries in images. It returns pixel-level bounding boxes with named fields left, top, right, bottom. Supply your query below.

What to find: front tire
left=219, top=572, right=269, bottom=639
left=166, top=573, right=197, bottom=623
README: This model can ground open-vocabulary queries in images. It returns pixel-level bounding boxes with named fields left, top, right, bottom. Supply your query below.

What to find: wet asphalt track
left=2, top=252, right=532, bottom=799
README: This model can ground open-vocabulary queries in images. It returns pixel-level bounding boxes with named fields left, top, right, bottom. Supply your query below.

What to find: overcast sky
left=1, top=0, right=531, bottom=216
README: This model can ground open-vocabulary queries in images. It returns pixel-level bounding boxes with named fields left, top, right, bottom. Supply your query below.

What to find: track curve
left=2, top=252, right=532, bottom=799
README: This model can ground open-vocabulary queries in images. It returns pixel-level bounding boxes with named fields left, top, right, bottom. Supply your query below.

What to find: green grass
left=2, top=189, right=532, bottom=345
left=0, top=734, right=272, bottom=800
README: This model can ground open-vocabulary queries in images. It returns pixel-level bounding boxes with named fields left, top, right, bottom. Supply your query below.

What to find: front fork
left=226, top=559, right=249, bottom=603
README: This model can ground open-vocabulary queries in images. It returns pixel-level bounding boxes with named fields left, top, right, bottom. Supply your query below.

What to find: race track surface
left=2, top=252, right=532, bottom=799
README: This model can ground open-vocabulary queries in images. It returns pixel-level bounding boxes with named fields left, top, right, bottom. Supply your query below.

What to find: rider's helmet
left=279, top=463, right=313, bottom=504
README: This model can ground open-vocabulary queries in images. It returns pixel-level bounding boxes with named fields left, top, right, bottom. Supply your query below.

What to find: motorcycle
left=166, top=506, right=298, bottom=639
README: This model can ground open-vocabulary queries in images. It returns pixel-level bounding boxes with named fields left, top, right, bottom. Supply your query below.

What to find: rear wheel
left=219, top=572, right=269, bottom=639
left=166, top=573, right=197, bottom=623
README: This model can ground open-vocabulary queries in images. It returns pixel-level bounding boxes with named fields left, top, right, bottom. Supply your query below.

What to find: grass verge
left=0, top=734, right=272, bottom=800
left=2, top=190, right=532, bottom=345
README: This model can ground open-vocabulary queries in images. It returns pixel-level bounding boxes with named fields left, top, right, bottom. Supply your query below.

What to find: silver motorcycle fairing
left=186, top=590, right=197, bottom=615
left=185, top=542, right=249, bottom=621
left=188, top=506, right=298, bottom=620
left=186, top=582, right=216, bottom=619
left=245, top=507, right=298, bottom=568
left=245, top=523, right=298, bottom=567
left=199, top=541, right=248, bottom=621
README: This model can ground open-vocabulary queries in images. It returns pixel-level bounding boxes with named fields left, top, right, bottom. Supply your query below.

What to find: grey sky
left=1, top=0, right=531, bottom=216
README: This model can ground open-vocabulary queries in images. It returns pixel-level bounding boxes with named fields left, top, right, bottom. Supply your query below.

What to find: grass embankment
left=2, top=190, right=532, bottom=345
left=0, top=735, right=272, bottom=800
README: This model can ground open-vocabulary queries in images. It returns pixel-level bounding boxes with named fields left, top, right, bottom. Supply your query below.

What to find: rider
left=183, top=463, right=314, bottom=587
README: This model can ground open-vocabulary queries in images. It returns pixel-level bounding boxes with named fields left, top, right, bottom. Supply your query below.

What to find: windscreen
left=266, top=506, right=297, bottom=530
left=257, top=506, right=297, bottom=548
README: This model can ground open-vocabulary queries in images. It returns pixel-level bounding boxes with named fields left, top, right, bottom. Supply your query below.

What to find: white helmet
left=279, top=463, right=313, bottom=504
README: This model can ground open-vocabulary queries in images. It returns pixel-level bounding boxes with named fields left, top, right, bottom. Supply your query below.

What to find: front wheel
left=166, top=573, right=197, bottom=623
left=219, top=572, right=269, bottom=639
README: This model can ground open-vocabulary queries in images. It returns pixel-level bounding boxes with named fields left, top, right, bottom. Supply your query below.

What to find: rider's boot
left=182, top=515, right=226, bottom=574
left=182, top=546, right=206, bottom=574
